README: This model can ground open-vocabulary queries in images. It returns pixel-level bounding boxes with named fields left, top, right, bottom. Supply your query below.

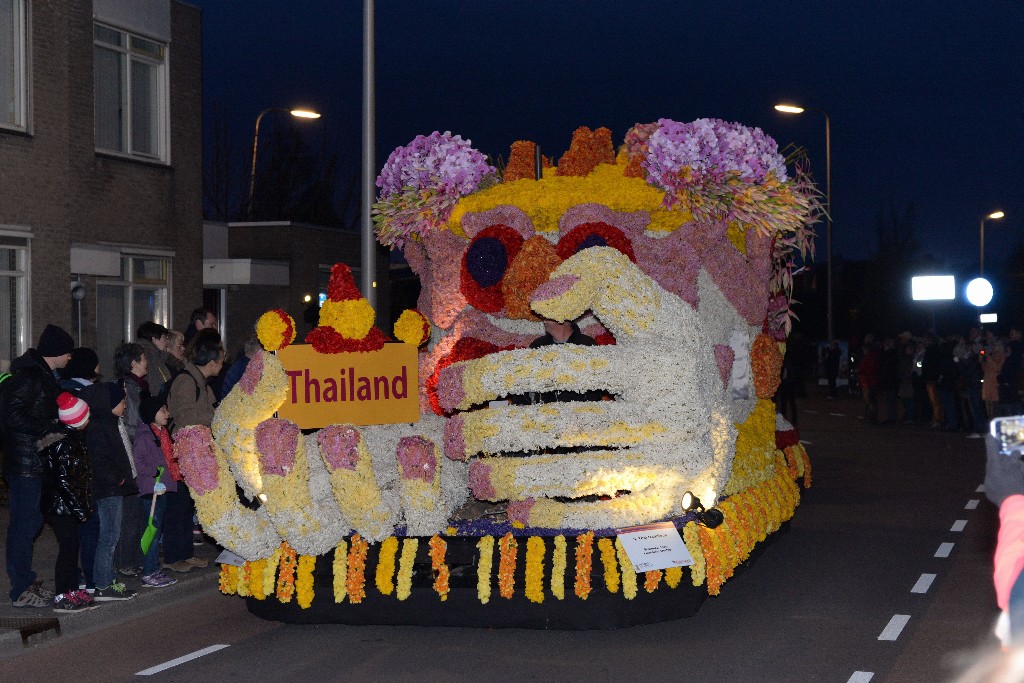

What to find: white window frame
left=93, top=22, right=169, bottom=162
left=97, top=253, right=173, bottom=344
left=0, top=231, right=30, bottom=364
left=0, top=0, right=28, bottom=131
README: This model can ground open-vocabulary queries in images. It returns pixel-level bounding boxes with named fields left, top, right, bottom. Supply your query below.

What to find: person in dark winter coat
left=60, top=347, right=100, bottom=393
left=81, top=382, right=138, bottom=601
left=515, top=320, right=602, bottom=404
left=3, top=323, right=73, bottom=607
left=42, top=392, right=97, bottom=611
left=112, top=342, right=149, bottom=577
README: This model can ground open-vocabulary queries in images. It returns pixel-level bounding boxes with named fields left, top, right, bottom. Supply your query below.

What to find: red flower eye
left=556, top=222, right=636, bottom=263
left=460, top=225, right=524, bottom=313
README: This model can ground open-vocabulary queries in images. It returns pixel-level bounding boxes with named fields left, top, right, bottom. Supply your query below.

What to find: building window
left=0, top=0, right=27, bottom=130
left=96, top=255, right=171, bottom=369
left=93, top=23, right=168, bottom=161
left=0, top=236, right=29, bottom=366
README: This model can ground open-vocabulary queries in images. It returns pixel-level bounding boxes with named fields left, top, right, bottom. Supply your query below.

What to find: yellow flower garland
left=683, top=523, right=706, bottom=587
left=263, top=548, right=281, bottom=598
left=598, top=538, right=619, bottom=594
left=248, top=558, right=267, bottom=599
left=237, top=563, right=251, bottom=597
left=396, top=538, right=418, bottom=601
left=525, top=536, right=546, bottom=604
left=664, top=566, right=683, bottom=589
left=615, top=538, right=637, bottom=600
left=296, top=555, right=315, bottom=609
left=375, top=537, right=399, bottom=596
left=574, top=532, right=594, bottom=600
left=429, top=536, right=450, bottom=601
left=551, top=535, right=567, bottom=601
left=346, top=535, right=369, bottom=604
left=332, top=539, right=348, bottom=603
left=498, top=533, right=518, bottom=599
left=477, top=536, right=494, bottom=604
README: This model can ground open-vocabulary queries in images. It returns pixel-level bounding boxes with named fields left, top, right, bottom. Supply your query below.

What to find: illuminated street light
left=980, top=210, right=1005, bottom=275
left=965, top=277, right=994, bottom=307
left=247, top=107, right=322, bottom=220
left=775, top=102, right=832, bottom=342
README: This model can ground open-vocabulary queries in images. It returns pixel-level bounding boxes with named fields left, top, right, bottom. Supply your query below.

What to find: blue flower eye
left=465, top=236, right=507, bottom=288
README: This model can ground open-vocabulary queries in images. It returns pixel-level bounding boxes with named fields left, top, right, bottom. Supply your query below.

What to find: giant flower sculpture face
left=402, top=150, right=775, bottom=530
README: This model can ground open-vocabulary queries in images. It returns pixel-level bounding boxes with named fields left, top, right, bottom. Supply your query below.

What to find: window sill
left=0, top=126, right=32, bottom=139
left=95, top=150, right=171, bottom=169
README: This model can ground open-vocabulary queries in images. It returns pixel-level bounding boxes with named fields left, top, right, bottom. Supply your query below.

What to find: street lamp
left=774, top=103, right=832, bottom=343
left=247, top=107, right=322, bottom=220
left=979, top=210, right=1005, bottom=276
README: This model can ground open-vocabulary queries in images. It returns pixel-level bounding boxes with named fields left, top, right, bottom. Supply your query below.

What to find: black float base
left=245, top=524, right=789, bottom=630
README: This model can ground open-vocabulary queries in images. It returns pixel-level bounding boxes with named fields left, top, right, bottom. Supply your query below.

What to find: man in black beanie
left=3, top=323, right=74, bottom=607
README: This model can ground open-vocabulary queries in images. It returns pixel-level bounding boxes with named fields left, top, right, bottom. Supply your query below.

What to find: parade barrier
left=176, top=119, right=821, bottom=628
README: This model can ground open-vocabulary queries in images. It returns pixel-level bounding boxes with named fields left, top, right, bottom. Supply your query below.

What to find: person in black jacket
left=3, top=324, right=73, bottom=608
left=42, top=392, right=96, bottom=611
left=517, top=320, right=603, bottom=404
left=81, top=382, right=138, bottom=601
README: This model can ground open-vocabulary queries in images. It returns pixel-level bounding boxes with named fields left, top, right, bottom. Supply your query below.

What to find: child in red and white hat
left=42, top=392, right=97, bottom=612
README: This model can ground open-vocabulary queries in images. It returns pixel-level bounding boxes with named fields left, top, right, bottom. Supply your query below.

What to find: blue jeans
left=93, top=496, right=123, bottom=589
left=138, top=494, right=167, bottom=576
left=78, top=513, right=99, bottom=589
left=939, top=389, right=958, bottom=430
left=4, top=475, right=43, bottom=601
left=1011, top=568, right=1024, bottom=641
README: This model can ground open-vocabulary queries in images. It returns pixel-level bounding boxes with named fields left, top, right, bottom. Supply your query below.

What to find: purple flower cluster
left=376, top=131, right=495, bottom=199
left=642, top=118, right=788, bottom=191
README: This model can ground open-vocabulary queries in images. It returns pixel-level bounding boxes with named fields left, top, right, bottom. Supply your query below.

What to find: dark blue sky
left=192, top=1, right=1023, bottom=269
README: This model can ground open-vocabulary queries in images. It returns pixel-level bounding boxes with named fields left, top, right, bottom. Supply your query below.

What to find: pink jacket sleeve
left=995, top=495, right=1024, bottom=609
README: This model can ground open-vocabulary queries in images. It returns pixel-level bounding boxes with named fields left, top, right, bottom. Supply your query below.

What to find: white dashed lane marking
left=848, top=673, right=874, bottom=683
left=951, top=520, right=967, bottom=532
left=829, top=412, right=846, bottom=417
left=911, top=574, right=936, bottom=594
left=878, top=614, right=911, bottom=640
left=136, top=645, right=230, bottom=676
left=935, top=543, right=954, bottom=558
left=965, top=499, right=979, bottom=510
left=977, top=484, right=986, bottom=493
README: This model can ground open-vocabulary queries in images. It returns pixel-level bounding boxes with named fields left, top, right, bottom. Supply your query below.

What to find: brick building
left=0, top=0, right=202, bottom=369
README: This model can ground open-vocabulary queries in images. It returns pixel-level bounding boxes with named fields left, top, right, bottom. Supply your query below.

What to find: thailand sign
left=276, top=343, right=420, bottom=428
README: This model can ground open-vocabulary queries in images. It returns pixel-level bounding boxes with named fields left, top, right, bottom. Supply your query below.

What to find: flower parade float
left=175, top=118, right=820, bottom=629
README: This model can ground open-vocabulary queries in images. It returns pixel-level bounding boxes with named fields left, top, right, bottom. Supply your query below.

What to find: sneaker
left=70, top=589, right=97, bottom=608
left=93, top=581, right=137, bottom=601
left=117, top=566, right=139, bottom=578
left=53, top=593, right=89, bottom=613
left=141, top=571, right=177, bottom=588
left=12, top=587, right=48, bottom=608
left=30, top=581, right=54, bottom=601
left=185, top=556, right=209, bottom=568
left=162, top=560, right=194, bottom=573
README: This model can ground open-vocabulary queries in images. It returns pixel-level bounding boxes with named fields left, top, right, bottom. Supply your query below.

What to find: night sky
left=192, top=1, right=1023, bottom=270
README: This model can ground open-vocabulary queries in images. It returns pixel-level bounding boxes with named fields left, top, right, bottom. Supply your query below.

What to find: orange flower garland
left=219, top=564, right=239, bottom=595
left=276, top=542, right=298, bottom=603
left=429, top=535, right=450, bottom=601
left=346, top=534, right=369, bottom=604
left=644, top=570, right=662, bottom=593
left=498, top=532, right=518, bottom=599
left=237, top=562, right=252, bottom=597
left=574, top=532, right=594, bottom=599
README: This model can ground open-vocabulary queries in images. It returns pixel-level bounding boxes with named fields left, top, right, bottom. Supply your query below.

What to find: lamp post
left=775, top=103, right=832, bottom=343
left=361, top=0, right=377, bottom=309
left=247, top=107, right=322, bottom=220
left=979, top=210, right=1005, bottom=276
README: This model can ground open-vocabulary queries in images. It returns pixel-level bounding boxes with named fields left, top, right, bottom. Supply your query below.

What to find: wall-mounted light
left=681, top=491, right=725, bottom=528
left=303, top=293, right=312, bottom=303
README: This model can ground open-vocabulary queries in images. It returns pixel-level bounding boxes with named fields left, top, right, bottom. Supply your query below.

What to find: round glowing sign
left=966, top=277, right=994, bottom=307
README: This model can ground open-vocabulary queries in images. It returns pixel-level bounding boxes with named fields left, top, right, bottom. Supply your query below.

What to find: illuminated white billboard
left=911, top=275, right=955, bottom=301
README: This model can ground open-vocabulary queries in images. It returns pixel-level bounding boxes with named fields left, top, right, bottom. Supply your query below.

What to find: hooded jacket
left=81, top=382, right=138, bottom=500
left=2, top=349, right=63, bottom=477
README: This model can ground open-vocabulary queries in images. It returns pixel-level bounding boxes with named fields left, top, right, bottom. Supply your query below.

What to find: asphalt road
left=0, top=393, right=1005, bottom=682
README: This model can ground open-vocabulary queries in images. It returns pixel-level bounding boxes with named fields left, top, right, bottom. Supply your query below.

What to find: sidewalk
left=0, top=501, right=220, bottom=656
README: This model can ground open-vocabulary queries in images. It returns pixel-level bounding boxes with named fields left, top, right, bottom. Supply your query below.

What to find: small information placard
left=616, top=522, right=694, bottom=572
